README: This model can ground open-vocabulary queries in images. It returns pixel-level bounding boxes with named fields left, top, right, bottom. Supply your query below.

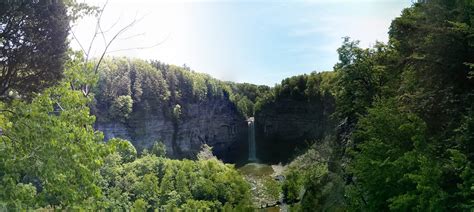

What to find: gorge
left=91, top=58, right=336, bottom=165
left=2, top=0, right=473, bottom=210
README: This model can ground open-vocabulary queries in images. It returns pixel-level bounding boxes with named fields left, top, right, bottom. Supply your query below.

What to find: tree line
left=282, top=0, right=474, bottom=210
left=0, top=1, right=253, bottom=209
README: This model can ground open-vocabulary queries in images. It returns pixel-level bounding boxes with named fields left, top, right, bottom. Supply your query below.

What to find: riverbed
left=238, top=163, right=287, bottom=211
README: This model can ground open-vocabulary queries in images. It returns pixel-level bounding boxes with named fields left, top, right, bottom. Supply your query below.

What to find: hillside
left=0, top=0, right=473, bottom=210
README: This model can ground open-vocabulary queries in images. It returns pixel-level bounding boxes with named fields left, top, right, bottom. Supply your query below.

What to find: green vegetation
left=94, top=58, right=268, bottom=126
left=1, top=0, right=473, bottom=210
left=0, top=2, right=252, bottom=208
left=237, top=163, right=281, bottom=208
left=98, top=150, right=251, bottom=210
left=254, top=71, right=336, bottom=113
left=0, top=59, right=252, bottom=209
left=0, top=82, right=107, bottom=209
left=285, top=0, right=474, bottom=211
left=0, top=0, right=69, bottom=100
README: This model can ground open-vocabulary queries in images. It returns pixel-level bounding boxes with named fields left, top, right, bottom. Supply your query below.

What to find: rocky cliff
left=254, top=72, right=336, bottom=163
left=255, top=95, right=335, bottom=163
left=96, top=98, right=248, bottom=161
left=92, top=58, right=250, bottom=161
left=93, top=59, right=336, bottom=163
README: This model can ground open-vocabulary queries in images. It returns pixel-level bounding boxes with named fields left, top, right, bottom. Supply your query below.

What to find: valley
left=1, top=0, right=473, bottom=210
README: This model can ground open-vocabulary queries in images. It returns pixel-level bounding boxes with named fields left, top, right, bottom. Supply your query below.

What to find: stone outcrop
left=95, top=98, right=248, bottom=161
left=255, top=95, right=335, bottom=163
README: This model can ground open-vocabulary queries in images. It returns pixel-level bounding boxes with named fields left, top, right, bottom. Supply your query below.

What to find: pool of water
left=238, top=163, right=274, bottom=176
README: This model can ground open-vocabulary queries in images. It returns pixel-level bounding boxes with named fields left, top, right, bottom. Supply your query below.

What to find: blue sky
left=72, top=0, right=412, bottom=85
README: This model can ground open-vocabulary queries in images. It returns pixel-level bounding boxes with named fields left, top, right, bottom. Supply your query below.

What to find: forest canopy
left=0, top=0, right=473, bottom=210
left=284, top=0, right=474, bottom=210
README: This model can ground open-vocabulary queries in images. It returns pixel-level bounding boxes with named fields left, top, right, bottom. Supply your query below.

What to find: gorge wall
left=255, top=95, right=335, bottom=163
left=96, top=98, right=248, bottom=162
left=92, top=58, right=336, bottom=164
left=254, top=72, right=336, bottom=163
left=92, top=58, right=249, bottom=161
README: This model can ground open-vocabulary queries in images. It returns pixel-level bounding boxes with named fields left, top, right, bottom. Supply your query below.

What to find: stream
left=238, top=117, right=287, bottom=211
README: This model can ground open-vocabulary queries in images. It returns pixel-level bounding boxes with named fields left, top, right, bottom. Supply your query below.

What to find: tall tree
left=0, top=0, right=69, bottom=100
left=390, top=0, right=474, bottom=133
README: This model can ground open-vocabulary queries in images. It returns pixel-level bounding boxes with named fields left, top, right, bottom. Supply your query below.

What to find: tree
left=151, top=141, right=167, bottom=158
left=235, top=96, right=254, bottom=117
left=347, top=99, right=452, bottom=211
left=0, top=83, right=107, bottom=208
left=390, top=0, right=474, bottom=133
left=196, top=144, right=216, bottom=161
left=334, top=38, right=393, bottom=123
left=110, top=95, right=133, bottom=122
left=107, top=138, right=137, bottom=163
left=0, top=0, right=69, bottom=99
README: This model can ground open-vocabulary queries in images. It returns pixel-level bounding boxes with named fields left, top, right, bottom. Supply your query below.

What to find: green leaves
left=334, top=38, right=398, bottom=123
left=0, top=82, right=107, bottom=208
left=150, top=141, right=167, bottom=158
left=110, top=95, right=133, bottom=122
left=345, top=98, right=474, bottom=211
left=0, top=0, right=69, bottom=100
left=97, top=154, right=251, bottom=210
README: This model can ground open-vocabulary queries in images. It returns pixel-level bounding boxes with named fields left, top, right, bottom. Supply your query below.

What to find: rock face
left=255, top=95, right=335, bottom=163
left=95, top=98, right=248, bottom=161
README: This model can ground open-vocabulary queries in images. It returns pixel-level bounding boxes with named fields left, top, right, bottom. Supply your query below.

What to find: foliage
left=334, top=38, right=399, bottom=123
left=0, top=0, right=69, bottom=100
left=150, top=141, right=167, bottom=157
left=64, top=50, right=99, bottom=97
left=390, top=0, right=474, bottom=133
left=107, top=138, right=137, bottom=163
left=287, top=2, right=474, bottom=211
left=2, top=0, right=473, bottom=210
left=348, top=99, right=434, bottom=211
left=282, top=170, right=304, bottom=203
left=98, top=154, right=252, bottom=210
left=281, top=137, right=344, bottom=211
left=333, top=1, right=474, bottom=211
left=196, top=144, right=217, bottom=161
left=262, top=177, right=281, bottom=200
left=254, top=71, right=336, bottom=113
left=0, top=38, right=253, bottom=210
left=94, top=58, right=264, bottom=124
left=109, top=95, right=133, bottom=122
left=172, top=104, right=182, bottom=120
left=0, top=83, right=108, bottom=208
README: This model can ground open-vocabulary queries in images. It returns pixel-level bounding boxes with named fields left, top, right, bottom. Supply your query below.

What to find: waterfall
left=248, top=117, right=257, bottom=161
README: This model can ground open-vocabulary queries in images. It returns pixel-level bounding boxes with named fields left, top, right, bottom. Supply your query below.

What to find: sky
left=71, top=0, right=413, bottom=86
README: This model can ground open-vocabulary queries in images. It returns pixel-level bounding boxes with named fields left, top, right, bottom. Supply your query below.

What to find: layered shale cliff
left=92, top=58, right=248, bottom=161
left=92, top=59, right=336, bottom=163
left=254, top=72, right=336, bottom=163
left=96, top=98, right=248, bottom=161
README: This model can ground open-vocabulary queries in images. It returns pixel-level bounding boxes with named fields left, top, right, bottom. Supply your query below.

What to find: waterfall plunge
left=248, top=117, right=257, bottom=161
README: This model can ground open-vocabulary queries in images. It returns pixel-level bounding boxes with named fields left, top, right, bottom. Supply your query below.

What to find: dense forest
left=280, top=0, right=474, bottom=210
left=1, top=0, right=473, bottom=211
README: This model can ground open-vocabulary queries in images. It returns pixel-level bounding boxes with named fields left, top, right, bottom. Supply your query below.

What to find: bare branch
left=93, top=14, right=142, bottom=75
left=98, top=23, right=108, bottom=46
left=107, top=34, right=169, bottom=53
left=55, top=102, right=65, bottom=111
left=101, top=14, right=122, bottom=34
left=85, top=0, right=108, bottom=64
left=70, top=30, right=87, bottom=56
left=73, top=3, right=152, bottom=97
left=119, top=32, right=146, bottom=40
